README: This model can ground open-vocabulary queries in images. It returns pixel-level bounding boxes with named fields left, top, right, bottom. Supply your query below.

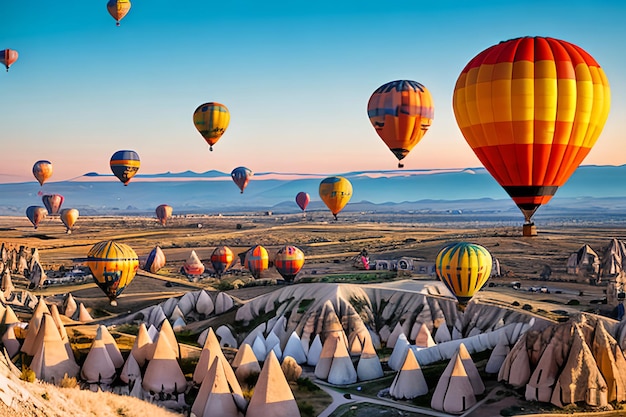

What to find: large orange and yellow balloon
left=60, top=208, right=79, bottom=234
left=32, top=160, right=53, bottom=186
left=435, top=242, right=492, bottom=306
left=453, top=37, right=611, bottom=233
left=1, top=49, right=18, bottom=72
left=210, top=246, right=234, bottom=278
left=367, top=80, right=434, bottom=168
left=193, top=102, right=230, bottom=151
left=319, top=176, right=352, bottom=220
left=107, top=0, right=131, bottom=26
left=155, top=204, right=173, bottom=226
left=86, top=240, right=139, bottom=306
left=244, top=245, right=268, bottom=279
left=274, top=245, right=305, bottom=282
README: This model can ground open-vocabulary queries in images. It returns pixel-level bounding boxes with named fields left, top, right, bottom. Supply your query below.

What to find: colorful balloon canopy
left=110, top=150, right=140, bottom=185
left=367, top=80, right=434, bottom=168
left=1, top=49, right=18, bottom=72
left=26, top=206, right=47, bottom=229
left=42, top=194, right=64, bottom=215
left=274, top=245, right=305, bottom=282
left=107, top=0, right=131, bottom=26
left=86, top=240, right=139, bottom=306
left=231, top=166, right=252, bottom=193
left=295, top=192, right=310, bottom=212
left=60, top=208, right=79, bottom=234
left=210, top=246, right=234, bottom=277
left=183, top=250, right=205, bottom=275
left=144, top=246, right=166, bottom=274
left=32, top=160, right=53, bottom=186
left=453, top=37, right=611, bottom=229
left=193, top=102, right=230, bottom=151
left=319, top=176, right=352, bottom=220
left=245, top=245, right=268, bottom=279
left=155, top=204, right=173, bottom=226
left=435, top=242, right=492, bottom=306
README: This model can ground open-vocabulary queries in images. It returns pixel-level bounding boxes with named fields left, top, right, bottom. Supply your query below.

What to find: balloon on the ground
left=231, top=166, right=252, bottom=193
left=274, top=245, right=305, bottom=282
left=32, top=160, right=53, bottom=186
left=107, top=0, right=131, bottom=26
left=244, top=245, right=268, bottom=279
left=26, top=206, right=47, bottom=229
left=1, top=49, right=18, bottom=72
left=110, top=150, right=140, bottom=185
left=435, top=242, right=492, bottom=306
left=210, top=246, right=234, bottom=277
left=60, top=208, right=79, bottom=234
left=42, top=194, right=64, bottom=215
left=193, top=102, right=230, bottom=151
left=155, top=204, right=173, bottom=226
left=367, top=80, right=434, bottom=168
left=319, top=176, right=352, bottom=220
left=144, top=246, right=166, bottom=274
left=295, top=192, right=310, bottom=212
left=86, top=240, right=139, bottom=306
left=453, top=37, right=611, bottom=229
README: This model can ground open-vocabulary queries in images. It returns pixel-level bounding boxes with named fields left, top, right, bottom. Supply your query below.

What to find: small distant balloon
left=274, top=245, right=305, bottom=282
left=107, top=0, right=131, bottom=26
left=86, top=240, right=139, bottom=306
left=26, top=206, right=47, bottom=229
left=210, top=246, right=234, bottom=278
left=319, top=176, right=352, bottom=220
left=155, top=204, right=173, bottom=226
left=60, top=208, right=79, bottom=234
left=32, top=160, right=53, bottom=186
left=110, top=150, right=140, bottom=185
left=193, top=102, right=230, bottom=151
left=144, top=246, right=166, bottom=274
left=295, top=192, right=310, bottom=212
left=231, top=166, right=252, bottom=193
left=1, top=49, right=18, bottom=72
left=42, top=194, right=64, bottom=215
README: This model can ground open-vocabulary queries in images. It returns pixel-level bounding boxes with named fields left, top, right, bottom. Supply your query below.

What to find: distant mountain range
left=2, top=165, right=626, bottom=219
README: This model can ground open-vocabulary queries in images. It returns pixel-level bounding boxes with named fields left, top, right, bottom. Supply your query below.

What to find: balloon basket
left=522, top=223, right=537, bottom=237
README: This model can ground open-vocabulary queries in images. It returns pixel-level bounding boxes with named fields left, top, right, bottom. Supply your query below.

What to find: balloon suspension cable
left=333, top=214, right=338, bottom=221
left=209, top=145, right=213, bottom=151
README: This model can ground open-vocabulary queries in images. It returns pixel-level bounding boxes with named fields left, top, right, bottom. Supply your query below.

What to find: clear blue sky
left=1, top=0, right=624, bottom=183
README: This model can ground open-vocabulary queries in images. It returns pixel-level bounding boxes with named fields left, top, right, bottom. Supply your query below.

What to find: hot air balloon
left=60, top=208, right=79, bottom=234
left=41, top=194, right=64, bottom=215
left=155, top=204, right=173, bottom=226
left=32, top=160, right=53, bottom=186
left=244, top=245, right=268, bottom=279
left=453, top=37, right=611, bottom=236
left=231, top=166, right=252, bottom=193
left=143, top=246, right=166, bottom=274
left=107, top=0, right=131, bottom=26
left=26, top=206, right=47, bottom=229
left=210, top=246, right=234, bottom=278
left=183, top=250, right=205, bottom=275
left=1, top=49, right=18, bottom=72
left=295, top=192, right=310, bottom=213
left=193, top=102, right=230, bottom=151
left=319, top=176, right=352, bottom=220
left=367, top=80, right=434, bottom=168
left=274, top=245, right=305, bottom=282
left=435, top=242, right=492, bottom=307
left=86, top=240, right=139, bottom=306
left=110, top=150, right=140, bottom=185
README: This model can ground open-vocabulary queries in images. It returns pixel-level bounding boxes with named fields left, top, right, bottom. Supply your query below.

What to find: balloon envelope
left=110, top=150, right=140, bottom=185
left=295, top=192, right=310, bottom=212
left=453, top=36, right=611, bottom=225
left=144, top=246, right=166, bottom=274
left=155, top=204, right=173, bottom=226
left=435, top=242, right=492, bottom=305
left=274, top=245, right=305, bottom=282
left=42, top=194, right=64, bottom=215
left=107, top=0, right=131, bottom=26
left=26, top=206, right=47, bottom=229
left=245, top=245, right=268, bottom=279
left=231, top=166, right=252, bottom=193
left=86, top=240, right=139, bottom=305
left=319, top=176, right=352, bottom=220
left=1, top=49, right=18, bottom=71
left=210, top=246, right=234, bottom=277
left=60, top=208, right=79, bottom=233
left=368, top=80, right=434, bottom=168
left=32, top=160, right=53, bottom=186
left=193, top=102, right=230, bottom=151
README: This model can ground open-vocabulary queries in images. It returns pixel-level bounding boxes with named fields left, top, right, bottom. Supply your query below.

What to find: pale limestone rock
left=216, top=325, right=238, bottom=348
left=30, top=314, right=79, bottom=384
left=431, top=354, right=476, bottom=414
left=142, top=332, right=187, bottom=394
left=192, top=356, right=243, bottom=417
left=246, top=351, right=300, bottom=417
left=283, top=331, right=307, bottom=364
left=306, top=334, right=322, bottom=366
left=356, top=335, right=383, bottom=381
left=327, top=335, right=357, bottom=385
left=389, top=348, right=428, bottom=399
left=388, top=333, right=410, bottom=371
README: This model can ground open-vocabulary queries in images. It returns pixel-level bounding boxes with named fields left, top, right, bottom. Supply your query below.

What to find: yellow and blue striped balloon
left=193, top=102, right=230, bottom=151
left=110, top=150, right=140, bottom=185
left=86, top=240, right=139, bottom=306
left=435, top=242, right=492, bottom=305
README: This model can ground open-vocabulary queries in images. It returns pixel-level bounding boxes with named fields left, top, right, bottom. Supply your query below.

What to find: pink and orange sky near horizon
left=1, top=0, right=625, bottom=183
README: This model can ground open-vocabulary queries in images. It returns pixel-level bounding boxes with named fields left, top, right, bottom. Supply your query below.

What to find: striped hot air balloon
left=32, top=160, right=53, bottom=186
left=60, top=208, right=79, bottom=234
left=274, top=245, right=305, bottom=282
left=231, top=166, right=252, bottom=193
left=110, top=150, right=140, bottom=185
left=244, top=245, right=268, bottom=279
left=143, top=246, right=166, bottom=274
left=1, top=49, right=18, bottom=72
left=42, top=194, right=64, bottom=215
left=453, top=37, right=610, bottom=235
left=107, top=0, right=131, bottom=26
left=435, top=242, right=492, bottom=306
left=319, top=176, right=352, bottom=220
left=155, top=204, right=173, bottom=226
left=26, top=206, right=47, bottom=229
left=86, top=240, right=139, bottom=306
left=193, top=102, right=230, bottom=151
left=210, top=246, right=234, bottom=278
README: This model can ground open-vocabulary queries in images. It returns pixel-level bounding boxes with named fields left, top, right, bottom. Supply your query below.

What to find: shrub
left=281, top=356, right=302, bottom=382
left=217, top=281, right=234, bottom=291
left=59, top=373, right=78, bottom=388
left=298, top=401, right=315, bottom=417
left=243, top=371, right=260, bottom=388
left=20, top=367, right=36, bottom=383
left=296, top=377, right=319, bottom=392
